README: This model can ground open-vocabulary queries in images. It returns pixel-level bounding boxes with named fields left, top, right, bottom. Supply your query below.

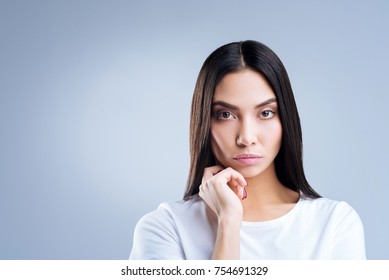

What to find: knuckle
left=205, top=180, right=213, bottom=188
left=225, top=167, right=233, bottom=172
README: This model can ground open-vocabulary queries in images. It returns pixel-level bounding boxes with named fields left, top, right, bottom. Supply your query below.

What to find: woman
left=129, top=40, right=366, bottom=259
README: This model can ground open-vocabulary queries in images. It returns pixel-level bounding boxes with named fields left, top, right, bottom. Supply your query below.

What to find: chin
left=233, top=166, right=266, bottom=179
left=218, top=159, right=271, bottom=178
left=240, top=170, right=263, bottom=178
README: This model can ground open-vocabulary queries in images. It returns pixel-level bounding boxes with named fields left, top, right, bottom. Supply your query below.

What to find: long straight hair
left=184, top=40, right=320, bottom=199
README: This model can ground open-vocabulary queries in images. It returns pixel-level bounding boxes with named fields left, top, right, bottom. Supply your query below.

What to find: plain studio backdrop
left=0, top=0, right=388, bottom=259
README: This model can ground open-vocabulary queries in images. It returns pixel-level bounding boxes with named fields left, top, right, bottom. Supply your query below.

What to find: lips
left=233, top=154, right=262, bottom=165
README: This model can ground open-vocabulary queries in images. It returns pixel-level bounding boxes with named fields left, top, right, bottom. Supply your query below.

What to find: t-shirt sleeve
left=331, top=202, right=366, bottom=259
left=129, top=206, right=185, bottom=260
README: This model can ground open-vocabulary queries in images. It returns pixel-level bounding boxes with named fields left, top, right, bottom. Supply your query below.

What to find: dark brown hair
left=184, top=40, right=320, bottom=199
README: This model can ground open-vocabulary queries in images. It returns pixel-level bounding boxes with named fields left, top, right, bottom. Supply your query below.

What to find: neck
left=244, top=164, right=288, bottom=203
left=242, top=163, right=299, bottom=221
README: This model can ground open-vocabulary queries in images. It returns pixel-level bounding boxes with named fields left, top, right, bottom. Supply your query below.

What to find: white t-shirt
left=130, top=194, right=365, bottom=260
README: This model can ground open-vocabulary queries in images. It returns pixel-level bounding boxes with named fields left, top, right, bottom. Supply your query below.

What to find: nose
left=236, top=117, right=257, bottom=147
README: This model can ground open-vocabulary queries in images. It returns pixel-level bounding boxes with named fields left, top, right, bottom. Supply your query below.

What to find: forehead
left=213, top=69, right=276, bottom=104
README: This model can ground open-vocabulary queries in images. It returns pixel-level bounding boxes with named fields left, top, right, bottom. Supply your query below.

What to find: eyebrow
left=212, top=98, right=277, bottom=110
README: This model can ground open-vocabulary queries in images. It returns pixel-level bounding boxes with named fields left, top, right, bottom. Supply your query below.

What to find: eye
left=216, top=111, right=235, bottom=120
left=260, top=109, right=275, bottom=119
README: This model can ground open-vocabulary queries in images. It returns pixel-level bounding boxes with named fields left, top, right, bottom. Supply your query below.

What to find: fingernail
left=242, top=188, right=247, bottom=200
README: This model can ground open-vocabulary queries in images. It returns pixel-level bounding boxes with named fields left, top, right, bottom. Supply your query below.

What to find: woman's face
left=210, top=69, right=282, bottom=178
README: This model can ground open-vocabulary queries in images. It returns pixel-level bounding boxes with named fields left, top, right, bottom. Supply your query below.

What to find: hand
left=199, top=166, right=247, bottom=220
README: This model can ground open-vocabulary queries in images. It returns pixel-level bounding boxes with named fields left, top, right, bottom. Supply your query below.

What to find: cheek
left=210, top=126, right=223, bottom=152
left=272, top=122, right=283, bottom=149
left=210, top=124, right=232, bottom=157
left=264, top=120, right=283, bottom=149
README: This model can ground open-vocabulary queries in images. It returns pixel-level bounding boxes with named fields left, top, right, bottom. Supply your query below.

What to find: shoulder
left=138, top=195, right=205, bottom=225
left=133, top=196, right=206, bottom=238
left=158, top=194, right=205, bottom=214
left=291, top=196, right=365, bottom=259
left=300, top=196, right=365, bottom=259
left=130, top=195, right=209, bottom=259
left=300, top=195, right=357, bottom=214
left=299, top=195, right=364, bottom=232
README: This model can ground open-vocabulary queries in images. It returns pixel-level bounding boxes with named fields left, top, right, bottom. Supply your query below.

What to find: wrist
left=217, top=214, right=242, bottom=228
left=212, top=214, right=241, bottom=260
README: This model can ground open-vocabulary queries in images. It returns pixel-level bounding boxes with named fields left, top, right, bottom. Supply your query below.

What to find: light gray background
left=1, top=0, right=388, bottom=259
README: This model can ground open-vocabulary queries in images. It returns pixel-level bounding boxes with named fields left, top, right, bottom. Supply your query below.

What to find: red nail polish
left=243, top=188, right=247, bottom=200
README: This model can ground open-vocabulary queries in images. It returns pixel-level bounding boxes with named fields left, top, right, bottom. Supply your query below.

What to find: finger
left=201, top=165, right=224, bottom=184
left=228, top=179, right=247, bottom=200
left=239, top=185, right=247, bottom=200
left=220, top=167, right=247, bottom=187
left=218, top=168, right=247, bottom=200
